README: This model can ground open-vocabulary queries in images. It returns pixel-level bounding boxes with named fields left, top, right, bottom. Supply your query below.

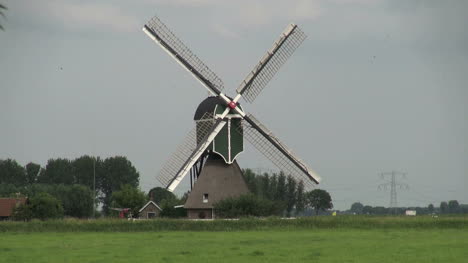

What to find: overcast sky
left=1, top=0, right=467, bottom=210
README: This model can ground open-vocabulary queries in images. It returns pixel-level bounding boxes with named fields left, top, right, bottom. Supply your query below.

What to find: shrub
left=29, top=192, right=64, bottom=220
left=159, top=199, right=187, bottom=218
left=214, top=194, right=280, bottom=218
left=12, top=203, right=33, bottom=221
left=111, top=184, right=146, bottom=217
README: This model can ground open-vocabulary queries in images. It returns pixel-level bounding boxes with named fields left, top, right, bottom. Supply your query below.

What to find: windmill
left=143, top=15, right=321, bottom=218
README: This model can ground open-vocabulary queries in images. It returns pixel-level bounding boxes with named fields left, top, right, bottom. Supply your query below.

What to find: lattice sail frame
left=241, top=114, right=320, bottom=190
left=145, top=15, right=320, bottom=190
left=156, top=113, right=214, bottom=187
left=144, top=16, right=225, bottom=95
left=237, top=24, right=307, bottom=103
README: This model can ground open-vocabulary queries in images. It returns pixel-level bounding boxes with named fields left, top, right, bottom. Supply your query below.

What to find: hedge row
left=1, top=216, right=467, bottom=232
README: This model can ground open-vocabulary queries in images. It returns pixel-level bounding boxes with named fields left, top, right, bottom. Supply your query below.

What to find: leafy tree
left=362, top=205, right=372, bottom=215
left=448, top=200, right=460, bottom=214
left=214, top=194, right=279, bottom=218
left=12, top=202, right=33, bottom=221
left=295, top=180, right=306, bottom=216
left=372, top=206, right=387, bottom=215
left=242, top=168, right=258, bottom=195
left=111, top=184, right=146, bottom=217
left=0, top=4, right=6, bottom=31
left=72, top=155, right=101, bottom=189
left=350, top=202, right=364, bottom=214
left=100, top=156, right=140, bottom=214
left=159, top=198, right=187, bottom=218
left=285, top=175, right=297, bottom=217
left=54, top=184, right=94, bottom=218
left=0, top=159, right=27, bottom=186
left=0, top=184, right=19, bottom=197
left=428, top=204, right=434, bottom=214
left=306, top=189, right=333, bottom=215
left=29, top=192, right=64, bottom=220
left=275, top=172, right=286, bottom=201
left=440, top=201, right=448, bottom=214
left=25, top=162, right=41, bottom=185
left=38, top=158, right=73, bottom=184
left=261, top=173, right=272, bottom=199
left=148, top=187, right=176, bottom=204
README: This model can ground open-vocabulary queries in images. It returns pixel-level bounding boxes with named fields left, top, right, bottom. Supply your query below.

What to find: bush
left=159, top=198, right=187, bottom=218
left=12, top=203, right=33, bottom=221
left=214, top=194, right=280, bottom=218
left=111, top=185, right=146, bottom=217
left=29, top=193, right=64, bottom=220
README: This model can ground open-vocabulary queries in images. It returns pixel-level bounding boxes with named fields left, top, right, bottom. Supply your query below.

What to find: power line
left=378, top=171, right=409, bottom=208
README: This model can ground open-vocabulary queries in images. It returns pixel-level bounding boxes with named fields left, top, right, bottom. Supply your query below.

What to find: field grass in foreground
left=1, top=229, right=467, bottom=263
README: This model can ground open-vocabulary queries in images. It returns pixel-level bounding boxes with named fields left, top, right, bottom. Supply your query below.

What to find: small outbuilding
left=0, top=198, right=27, bottom=220
left=138, top=201, right=162, bottom=219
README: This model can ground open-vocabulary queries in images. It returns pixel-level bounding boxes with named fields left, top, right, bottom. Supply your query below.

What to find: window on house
left=203, top=193, right=209, bottom=203
left=147, top=212, right=156, bottom=219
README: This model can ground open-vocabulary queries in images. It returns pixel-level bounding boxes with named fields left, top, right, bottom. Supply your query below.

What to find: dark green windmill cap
left=194, top=96, right=239, bottom=120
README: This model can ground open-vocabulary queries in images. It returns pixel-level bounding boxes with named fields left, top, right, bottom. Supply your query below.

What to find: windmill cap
left=194, top=96, right=239, bottom=120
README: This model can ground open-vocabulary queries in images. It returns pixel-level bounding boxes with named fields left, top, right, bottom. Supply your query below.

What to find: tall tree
left=0, top=159, right=27, bottom=186
left=242, top=169, right=258, bottom=195
left=25, top=162, right=41, bottom=185
left=285, top=175, right=297, bottom=217
left=428, top=204, right=434, bottom=214
left=440, top=201, right=448, bottom=214
left=72, top=155, right=101, bottom=189
left=148, top=187, right=176, bottom=204
left=260, top=173, right=271, bottom=199
left=38, top=158, right=73, bottom=184
left=306, top=189, right=333, bottom=215
left=350, top=202, right=364, bottom=214
left=53, top=184, right=94, bottom=218
left=99, top=156, right=139, bottom=214
left=295, top=180, right=306, bottom=216
left=448, top=200, right=460, bottom=214
left=363, top=205, right=373, bottom=215
left=274, top=172, right=286, bottom=201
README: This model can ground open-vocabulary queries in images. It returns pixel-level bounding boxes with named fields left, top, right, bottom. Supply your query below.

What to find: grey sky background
left=1, top=0, right=467, bottom=210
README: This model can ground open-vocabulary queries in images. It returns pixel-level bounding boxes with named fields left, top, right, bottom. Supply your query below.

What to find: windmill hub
left=228, top=101, right=237, bottom=109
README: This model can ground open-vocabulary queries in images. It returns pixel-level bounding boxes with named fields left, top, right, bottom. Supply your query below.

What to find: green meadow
left=0, top=216, right=467, bottom=263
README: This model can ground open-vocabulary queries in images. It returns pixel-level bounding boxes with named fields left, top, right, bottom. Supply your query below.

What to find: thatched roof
left=184, top=156, right=249, bottom=209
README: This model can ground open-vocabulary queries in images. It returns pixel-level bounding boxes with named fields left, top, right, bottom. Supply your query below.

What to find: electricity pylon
left=378, top=171, right=409, bottom=208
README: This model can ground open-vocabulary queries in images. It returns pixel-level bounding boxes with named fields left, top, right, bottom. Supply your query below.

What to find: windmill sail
left=162, top=118, right=227, bottom=192
left=236, top=24, right=307, bottom=103
left=143, top=15, right=224, bottom=96
left=241, top=113, right=320, bottom=189
left=157, top=113, right=214, bottom=189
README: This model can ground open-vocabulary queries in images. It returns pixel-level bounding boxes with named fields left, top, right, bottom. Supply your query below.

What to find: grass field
left=1, top=216, right=467, bottom=262
left=1, top=229, right=467, bottom=263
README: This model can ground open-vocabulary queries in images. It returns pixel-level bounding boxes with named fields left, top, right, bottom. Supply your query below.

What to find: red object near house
left=119, top=208, right=130, bottom=218
left=110, top=207, right=131, bottom=218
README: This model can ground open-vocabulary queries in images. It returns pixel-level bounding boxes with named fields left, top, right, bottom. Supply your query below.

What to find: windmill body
left=194, top=96, right=244, bottom=164
left=142, top=15, right=322, bottom=218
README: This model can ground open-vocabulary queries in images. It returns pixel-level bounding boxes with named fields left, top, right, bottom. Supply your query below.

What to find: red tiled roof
left=0, top=198, right=27, bottom=217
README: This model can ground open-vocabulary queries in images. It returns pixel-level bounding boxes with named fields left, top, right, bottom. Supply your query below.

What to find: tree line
left=349, top=200, right=468, bottom=215
left=230, top=169, right=333, bottom=217
left=0, top=156, right=140, bottom=217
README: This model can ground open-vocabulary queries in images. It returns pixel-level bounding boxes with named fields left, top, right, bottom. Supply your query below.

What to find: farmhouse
left=138, top=200, right=162, bottom=219
left=0, top=198, right=27, bottom=220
